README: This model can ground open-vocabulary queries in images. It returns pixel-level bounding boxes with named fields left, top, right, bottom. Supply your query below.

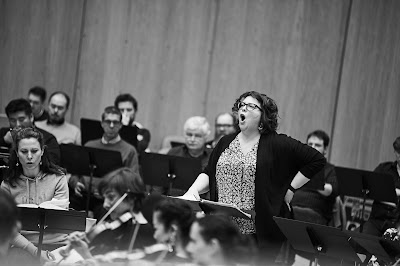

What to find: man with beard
left=114, top=93, right=151, bottom=153
left=0, top=98, right=60, bottom=164
left=207, top=112, right=237, bottom=149
left=35, top=91, right=81, bottom=145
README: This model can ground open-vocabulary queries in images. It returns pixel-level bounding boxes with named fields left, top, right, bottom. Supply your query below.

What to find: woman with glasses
left=184, top=91, right=326, bottom=264
left=1, top=127, right=68, bottom=262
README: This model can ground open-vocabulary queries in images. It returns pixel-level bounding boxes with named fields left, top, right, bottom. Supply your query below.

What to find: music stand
left=335, top=167, right=397, bottom=232
left=345, top=230, right=395, bottom=264
left=60, top=144, right=123, bottom=214
left=169, top=156, right=202, bottom=191
left=274, top=217, right=362, bottom=265
left=140, top=152, right=170, bottom=188
left=19, top=207, right=86, bottom=260
left=80, top=118, right=138, bottom=148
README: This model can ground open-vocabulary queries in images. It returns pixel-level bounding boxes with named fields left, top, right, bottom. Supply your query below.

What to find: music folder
left=170, top=196, right=253, bottom=219
left=80, top=118, right=138, bottom=149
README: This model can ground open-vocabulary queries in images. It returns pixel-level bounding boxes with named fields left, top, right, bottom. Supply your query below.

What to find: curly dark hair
left=195, top=215, right=257, bottom=265
left=393, top=136, right=400, bottom=153
left=5, top=127, right=65, bottom=187
left=307, top=130, right=330, bottom=148
left=232, top=91, right=279, bottom=134
left=114, top=93, right=138, bottom=112
left=153, top=198, right=195, bottom=247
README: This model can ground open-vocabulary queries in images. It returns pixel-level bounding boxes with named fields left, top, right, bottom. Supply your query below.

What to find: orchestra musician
left=58, top=167, right=154, bottom=262
left=1, top=127, right=68, bottom=262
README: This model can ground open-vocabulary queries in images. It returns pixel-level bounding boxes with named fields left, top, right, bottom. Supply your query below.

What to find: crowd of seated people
left=1, top=87, right=400, bottom=266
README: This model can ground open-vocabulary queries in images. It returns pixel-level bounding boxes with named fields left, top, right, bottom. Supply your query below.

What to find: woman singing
left=184, top=91, right=326, bottom=264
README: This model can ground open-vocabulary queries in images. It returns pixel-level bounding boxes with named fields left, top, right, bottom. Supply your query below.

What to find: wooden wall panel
left=331, top=0, right=400, bottom=170
left=74, top=0, right=217, bottom=150
left=206, top=0, right=350, bottom=143
left=0, top=0, right=84, bottom=121
left=1, top=0, right=399, bottom=168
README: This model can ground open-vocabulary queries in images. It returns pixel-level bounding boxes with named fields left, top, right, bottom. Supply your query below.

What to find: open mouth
left=239, top=114, right=246, bottom=122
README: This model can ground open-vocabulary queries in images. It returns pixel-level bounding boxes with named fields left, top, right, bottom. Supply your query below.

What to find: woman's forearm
left=290, top=171, right=310, bottom=190
left=187, top=173, right=210, bottom=195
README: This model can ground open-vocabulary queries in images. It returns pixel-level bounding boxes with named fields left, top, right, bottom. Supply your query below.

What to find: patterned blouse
left=216, top=135, right=258, bottom=234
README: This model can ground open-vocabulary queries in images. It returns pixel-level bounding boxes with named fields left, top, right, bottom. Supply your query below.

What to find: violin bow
left=127, top=222, right=140, bottom=253
left=97, top=192, right=129, bottom=225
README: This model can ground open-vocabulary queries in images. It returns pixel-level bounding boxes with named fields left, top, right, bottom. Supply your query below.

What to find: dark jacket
left=204, top=132, right=326, bottom=249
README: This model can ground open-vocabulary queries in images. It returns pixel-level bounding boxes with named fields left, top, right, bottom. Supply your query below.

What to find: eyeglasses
left=236, top=102, right=262, bottom=112
left=103, top=120, right=122, bottom=126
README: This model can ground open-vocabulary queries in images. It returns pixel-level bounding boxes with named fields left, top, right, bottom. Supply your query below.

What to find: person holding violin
left=61, top=167, right=154, bottom=261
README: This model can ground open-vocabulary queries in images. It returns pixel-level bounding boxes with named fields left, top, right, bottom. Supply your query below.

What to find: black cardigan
left=203, top=132, right=326, bottom=247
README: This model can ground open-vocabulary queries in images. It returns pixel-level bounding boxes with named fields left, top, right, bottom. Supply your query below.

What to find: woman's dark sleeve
left=285, top=135, right=326, bottom=179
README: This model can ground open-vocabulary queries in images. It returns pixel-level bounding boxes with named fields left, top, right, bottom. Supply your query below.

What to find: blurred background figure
left=114, top=93, right=151, bottom=153
left=35, top=92, right=81, bottom=145
left=207, top=112, right=237, bottom=149
left=168, top=116, right=212, bottom=170
left=186, top=215, right=256, bottom=266
left=27, top=86, right=49, bottom=122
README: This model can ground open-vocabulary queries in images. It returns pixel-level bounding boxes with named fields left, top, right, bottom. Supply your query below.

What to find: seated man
left=69, top=106, right=140, bottom=217
left=0, top=98, right=60, bottom=164
left=115, top=93, right=151, bottom=153
left=363, top=136, right=400, bottom=236
left=291, top=130, right=338, bottom=225
left=35, top=91, right=81, bottom=145
left=168, top=116, right=212, bottom=170
left=207, top=112, right=237, bottom=148
left=27, top=86, right=49, bottom=122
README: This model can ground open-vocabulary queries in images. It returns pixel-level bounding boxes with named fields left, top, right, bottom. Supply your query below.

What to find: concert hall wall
left=0, top=0, right=399, bottom=170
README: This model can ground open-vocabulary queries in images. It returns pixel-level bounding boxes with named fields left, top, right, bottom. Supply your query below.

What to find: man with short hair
left=291, top=130, right=338, bottom=225
left=35, top=91, right=81, bottom=145
left=0, top=98, right=60, bottom=164
left=207, top=112, right=237, bottom=148
left=27, top=86, right=48, bottom=122
left=114, top=93, right=151, bottom=153
left=363, top=136, right=400, bottom=236
left=69, top=106, right=140, bottom=217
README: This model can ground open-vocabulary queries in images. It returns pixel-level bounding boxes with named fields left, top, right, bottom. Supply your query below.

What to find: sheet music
left=18, top=198, right=69, bottom=210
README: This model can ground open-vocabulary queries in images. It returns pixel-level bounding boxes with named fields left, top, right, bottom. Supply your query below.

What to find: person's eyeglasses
left=216, top=124, right=234, bottom=128
left=103, top=120, right=122, bottom=126
left=237, top=102, right=262, bottom=112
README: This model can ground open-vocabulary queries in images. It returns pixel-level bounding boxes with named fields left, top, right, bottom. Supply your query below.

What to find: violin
left=93, top=243, right=170, bottom=263
left=59, top=192, right=134, bottom=257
